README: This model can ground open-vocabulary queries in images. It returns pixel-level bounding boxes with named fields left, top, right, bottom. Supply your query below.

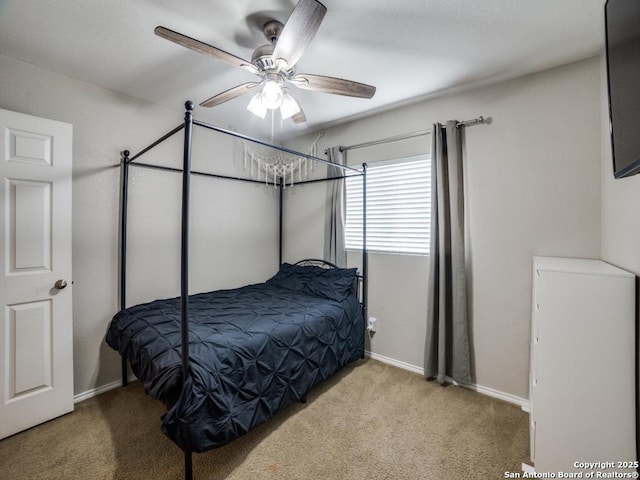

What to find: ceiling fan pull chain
left=270, top=109, right=275, bottom=144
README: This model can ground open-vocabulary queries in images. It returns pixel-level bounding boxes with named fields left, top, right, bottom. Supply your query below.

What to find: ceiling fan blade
left=155, top=26, right=259, bottom=75
left=200, top=82, right=260, bottom=108
left=292, top=110, right=307, bottom=124
left=272, top=0, right=327, bottom=69
left=290, top=73, right=376, bottom=99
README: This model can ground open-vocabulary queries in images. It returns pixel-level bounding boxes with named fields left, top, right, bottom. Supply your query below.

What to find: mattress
left=106, top=264, right=364, bottom=452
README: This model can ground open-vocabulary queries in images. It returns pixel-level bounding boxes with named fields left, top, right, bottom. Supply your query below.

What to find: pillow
left=266, top=263, right=357, bottom=302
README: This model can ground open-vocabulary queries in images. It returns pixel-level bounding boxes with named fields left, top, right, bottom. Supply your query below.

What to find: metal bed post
left=279, top=176, right=284, bottom=266
left=362, top=163, right=368, bottom=323
left=180, top=101, right=194, bottom=480
left=120, top=150, right=130, bottom=387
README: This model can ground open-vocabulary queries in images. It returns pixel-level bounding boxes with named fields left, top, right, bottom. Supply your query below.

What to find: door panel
left=7, top=128, right=52, bottom=166
left=8, top=179, right=52, bottom=272
left=7, top=300, right=53, bottom=398
left=0, top=108, right=73, bottom=439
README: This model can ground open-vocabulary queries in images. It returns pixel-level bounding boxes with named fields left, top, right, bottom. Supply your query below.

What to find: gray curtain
left=424, top=121, right=471, bottom=385
left=323, top=146, right=347, bottom=267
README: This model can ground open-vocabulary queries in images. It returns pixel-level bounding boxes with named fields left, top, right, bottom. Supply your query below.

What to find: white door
left=0, top=108, right=73, bottom=439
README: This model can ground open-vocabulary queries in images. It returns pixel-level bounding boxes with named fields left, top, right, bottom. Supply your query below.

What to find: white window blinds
left=345, top=155, right=431, bottom=255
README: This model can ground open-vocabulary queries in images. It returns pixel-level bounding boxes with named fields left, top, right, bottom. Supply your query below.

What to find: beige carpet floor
left=0, top=359, right=529, bottom=479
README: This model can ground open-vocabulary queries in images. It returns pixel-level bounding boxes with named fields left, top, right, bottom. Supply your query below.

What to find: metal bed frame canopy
left=118, top=101, right=368, bottom=480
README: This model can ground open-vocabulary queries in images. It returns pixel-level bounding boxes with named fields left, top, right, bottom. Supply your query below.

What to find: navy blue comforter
left=106, top=268, right=364, bottom=452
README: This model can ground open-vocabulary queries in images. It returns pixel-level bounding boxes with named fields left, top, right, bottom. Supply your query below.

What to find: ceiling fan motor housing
left=252, top=44, right=278, bottom=71
left=251, top=44, right=295, bottom=78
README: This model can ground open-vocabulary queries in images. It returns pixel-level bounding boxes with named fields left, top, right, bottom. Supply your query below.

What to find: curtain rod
left=337, top=116, right=487, bottom=153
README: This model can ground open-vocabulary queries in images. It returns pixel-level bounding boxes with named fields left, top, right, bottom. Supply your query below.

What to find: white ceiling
left=0, top=0, right=605, bottom=141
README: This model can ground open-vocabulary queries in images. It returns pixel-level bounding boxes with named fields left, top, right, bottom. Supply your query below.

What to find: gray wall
left=286, top=56, right=603, bottom=400
left=0, top=54, right=280, bottom=396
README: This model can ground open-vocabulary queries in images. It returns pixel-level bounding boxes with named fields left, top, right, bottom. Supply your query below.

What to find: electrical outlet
left=367, top=316, right=377, bottom=331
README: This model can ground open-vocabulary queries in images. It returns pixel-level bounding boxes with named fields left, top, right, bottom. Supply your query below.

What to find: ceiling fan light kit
left=246, top=74, right=302, bottom=121
left=280, top=89, right=302, bottom=120
left=154, top=0, right=376, bottom=125
left=246, top=92, right=267, bottom=119
left=260, top=74, right=285, bottom=109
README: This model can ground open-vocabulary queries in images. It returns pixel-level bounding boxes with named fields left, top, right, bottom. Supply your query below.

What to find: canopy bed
left=106, top=101, right=368, bottom=480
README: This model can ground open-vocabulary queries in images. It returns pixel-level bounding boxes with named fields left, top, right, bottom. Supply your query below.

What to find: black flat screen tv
left=605, top=0, right=640, bottom=179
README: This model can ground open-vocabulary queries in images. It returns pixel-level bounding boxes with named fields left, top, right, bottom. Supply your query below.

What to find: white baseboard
left=73, top=375, right=137, bottom=404
left=366, top=351, right=424, bottom=375
left=462, top=381, right=529, bottom=411
left=365, top=350, right=529, bottom=410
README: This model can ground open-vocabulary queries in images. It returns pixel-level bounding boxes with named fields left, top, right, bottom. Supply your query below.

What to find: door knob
left=54, top=279, right=68, bottom=290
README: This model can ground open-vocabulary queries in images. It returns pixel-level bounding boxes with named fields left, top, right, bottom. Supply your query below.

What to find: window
left=345, top=155, right=431, bottom=255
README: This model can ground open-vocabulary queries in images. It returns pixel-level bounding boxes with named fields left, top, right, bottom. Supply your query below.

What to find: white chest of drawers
left=530, top=256, right=636, bottom=472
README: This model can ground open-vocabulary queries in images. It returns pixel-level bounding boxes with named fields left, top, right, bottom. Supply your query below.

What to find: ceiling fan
left=155, top=0, right=376, bottom=124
